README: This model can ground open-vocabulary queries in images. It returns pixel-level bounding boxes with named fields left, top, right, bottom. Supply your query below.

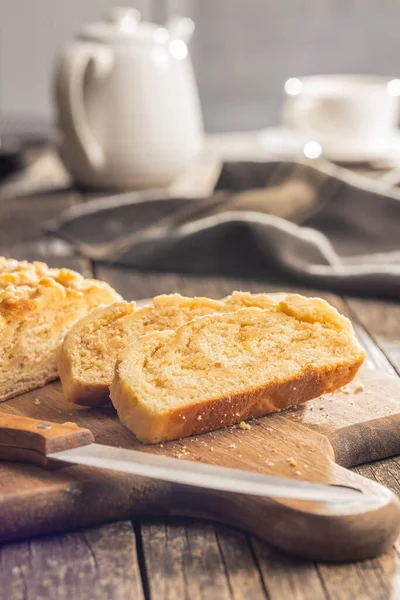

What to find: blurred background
left=2, top=0, right=400, bottom=134
left=0, top=0, right=399, bottom=296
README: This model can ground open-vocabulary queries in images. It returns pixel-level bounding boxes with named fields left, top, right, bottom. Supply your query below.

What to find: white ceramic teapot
left=54, top=8, right=204, bottom=189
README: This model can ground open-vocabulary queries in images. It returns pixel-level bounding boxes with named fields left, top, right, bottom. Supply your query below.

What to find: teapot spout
left=166, top=17, right=195, bottom=43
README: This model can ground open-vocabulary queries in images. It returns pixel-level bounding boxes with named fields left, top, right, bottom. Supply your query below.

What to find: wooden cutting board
left=1, top=366, right=400, bottom=563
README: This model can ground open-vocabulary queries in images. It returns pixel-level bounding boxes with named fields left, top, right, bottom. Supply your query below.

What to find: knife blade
left=0, top=413, right=368, bottom=505
left=49, top=442, right=367, bottom=504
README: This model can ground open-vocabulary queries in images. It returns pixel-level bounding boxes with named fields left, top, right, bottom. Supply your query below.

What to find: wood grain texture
left=345, top=297, right=400, bottom=374
left=251, top=539, right=329, bottom=600
left=141, top=519, right=274, bottom=600
left=1, top=180, right=400, bottom=598
left=0, top=521, right=144, bottom=600
left=1, top=368, right=400, bottom=561
left=0, top=190, right=77, bottom=251
left=0, top=262, right=400, bottom=564
left=97, top=268, right=400, bottom=597
left=0, top=184, right=92, bottom=279
left=142, top=521, right=233, bottom=600
left=0, top=413, right=94, bottom=468
left=95, top=265, right=292, bottom=301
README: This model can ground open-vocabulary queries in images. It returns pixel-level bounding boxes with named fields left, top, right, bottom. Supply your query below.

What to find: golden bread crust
left=59, top=294, right=226, bottom=406
left=0, top=257, right=121, bottom=401
left=112, top=356, right=362, bottom=444
left=60, top=291, right=286, bottom=407
left=0, top=257, right=119, bottom=311
left=59, top=302, right=135, bottom=405
left=110, top=300, right=365, bottom=443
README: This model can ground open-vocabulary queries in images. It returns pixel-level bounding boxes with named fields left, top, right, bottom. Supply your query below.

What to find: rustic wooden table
left=1, top=148, right=400, bottom=600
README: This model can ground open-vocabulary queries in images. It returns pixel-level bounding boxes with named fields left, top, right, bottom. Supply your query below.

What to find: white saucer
left=258, top=126, right=400, bottom=165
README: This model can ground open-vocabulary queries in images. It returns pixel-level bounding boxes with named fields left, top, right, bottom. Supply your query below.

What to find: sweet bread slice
left=110, top=295, right=365, bottom=443
left=58, top=290, right=328, bottom=407
left=0, top=257, right=121, bottom=401
left=59, top=294, right=226, bottom=406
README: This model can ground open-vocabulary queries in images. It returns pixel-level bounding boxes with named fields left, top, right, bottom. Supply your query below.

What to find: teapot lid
left=79, top=8, right=166, bottom=44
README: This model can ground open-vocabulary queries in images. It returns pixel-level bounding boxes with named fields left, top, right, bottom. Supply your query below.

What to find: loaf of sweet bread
left=110, top=295, right=365, bottom=443
left=0, top=257, right=121, bottom=401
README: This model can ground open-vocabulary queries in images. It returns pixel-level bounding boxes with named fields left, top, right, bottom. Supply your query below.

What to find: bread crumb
left=287, top=457, right=297, bottom=467
left=239, top=421, right=251, bottom=430
left=295, top=470, right=302, bottom=476
left=353, top=382, right=364, bottom=394
left=197, top=415, right=202, bottom=421
left=235, top=412, right=240, bottom=417
left=228, top=443, right=237, bottom=449
left=159, top=444, right=164, bottom=448
left=266, top=427, right=273, bottom=432
left=210, top=447, right=214, bottom=451
left=319, top=406, right=325, bottom=410
left=34, top=398, right=41, bottom=405
left=264, top=460, right=275, bottom=467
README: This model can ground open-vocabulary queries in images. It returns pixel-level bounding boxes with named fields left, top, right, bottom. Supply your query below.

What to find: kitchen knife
left=0, top=413, right=370, bottom=505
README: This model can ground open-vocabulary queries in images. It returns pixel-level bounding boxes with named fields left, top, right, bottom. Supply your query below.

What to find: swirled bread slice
left=59, top=294, right=226, bottom=406
left=59, top=290, right=337, bottom=407
left=110, top=296, right=365, bottom=443
left=0, top=257, right=121, bottom=401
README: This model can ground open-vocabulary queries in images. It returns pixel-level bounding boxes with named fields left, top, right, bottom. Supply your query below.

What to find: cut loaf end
left=110, top=295, right=365, bottom=443
left=0, top=257, right=122, bottom=402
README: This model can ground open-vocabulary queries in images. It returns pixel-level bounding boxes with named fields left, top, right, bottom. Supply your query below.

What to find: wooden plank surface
left=2, top=366, right=400, bottom=563
left=1, top=263, right=399, bottom=598
left=1, top=183, right=400, bottom=598
left=345, top=297, right=400, bottom=374
left=96, top=265, right=400, bottom=599
left=0, top=522, right=145, bottom=600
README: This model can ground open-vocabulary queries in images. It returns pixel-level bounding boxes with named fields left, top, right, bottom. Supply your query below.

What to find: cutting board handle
left=170, top=459, right=400, bottom=562
left=1, top=414, right=400, bottom=562
left=0, top=414, right=94, bottom=468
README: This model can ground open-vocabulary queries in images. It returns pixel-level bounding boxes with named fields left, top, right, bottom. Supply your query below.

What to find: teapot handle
left=55, top=43, right=113, bottom=171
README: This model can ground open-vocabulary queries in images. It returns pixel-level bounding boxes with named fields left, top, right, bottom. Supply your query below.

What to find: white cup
left=282, top=75, right=400, bottom=151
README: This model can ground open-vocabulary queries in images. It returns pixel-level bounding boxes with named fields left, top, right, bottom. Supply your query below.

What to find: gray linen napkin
left=46, top=159, right=400, bottom=298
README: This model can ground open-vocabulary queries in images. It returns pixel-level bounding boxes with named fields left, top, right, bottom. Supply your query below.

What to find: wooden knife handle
left=0, top=413, right=94, bottom=468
